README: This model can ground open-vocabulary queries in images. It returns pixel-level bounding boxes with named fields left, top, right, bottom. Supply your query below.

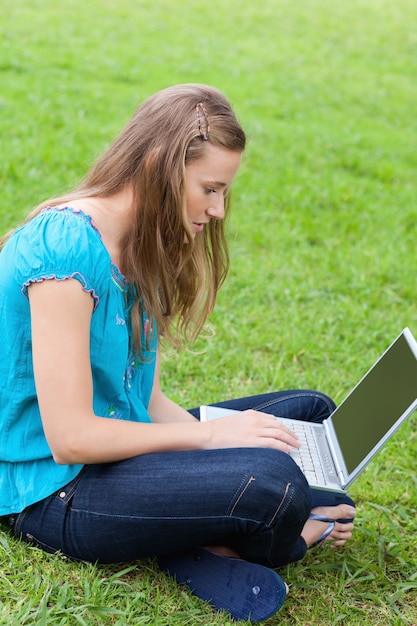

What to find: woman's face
left=184, top=143, right=242, bottom=236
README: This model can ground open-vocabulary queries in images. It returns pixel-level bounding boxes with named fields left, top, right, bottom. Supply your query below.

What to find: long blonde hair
left=2, top=84, right=246, bottom=351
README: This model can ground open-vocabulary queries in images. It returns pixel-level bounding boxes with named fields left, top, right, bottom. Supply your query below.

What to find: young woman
left=0, top=84, right=355, bottom=623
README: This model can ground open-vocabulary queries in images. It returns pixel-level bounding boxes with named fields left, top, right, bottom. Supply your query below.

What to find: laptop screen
left=331, top=330, right=417, bottom=475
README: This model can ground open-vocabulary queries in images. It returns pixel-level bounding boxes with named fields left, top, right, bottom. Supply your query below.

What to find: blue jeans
left=11, top=390, right=350, bottom=568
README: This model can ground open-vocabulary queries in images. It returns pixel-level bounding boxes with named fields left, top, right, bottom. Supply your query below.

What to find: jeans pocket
left=22, top=531, right=58, bottom=555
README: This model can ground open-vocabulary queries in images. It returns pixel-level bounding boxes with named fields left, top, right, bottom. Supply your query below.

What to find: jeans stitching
left=55, top=465, right=90, bottom=504
left=268, top=482, right=291, bottom=526
left=13, top=466, right=89, bottom=537
left=228, top=475, right=256, bottom=517
left=251, top=391, right=335, bottom=415
left=13, top=508, right=29, bottom=537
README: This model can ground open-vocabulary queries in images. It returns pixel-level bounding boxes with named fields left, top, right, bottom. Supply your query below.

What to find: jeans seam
left=55, top=465, right=89, bottom=504
left=228, top=475, right=256, bottom=517
left=268, top=482, right=291, bottom=526
left=251, top=392, right=335, bottom=414
left=13, top=508, right=29, bottom=537
left=13, top=466, right=88, bottom=537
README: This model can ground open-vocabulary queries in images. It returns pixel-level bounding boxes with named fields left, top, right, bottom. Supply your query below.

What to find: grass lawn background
left=1, top=0, right=416, bottom=623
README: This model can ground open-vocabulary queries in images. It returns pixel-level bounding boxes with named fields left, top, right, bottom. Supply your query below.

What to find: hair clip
left=196, top=102, right=210, bottom=141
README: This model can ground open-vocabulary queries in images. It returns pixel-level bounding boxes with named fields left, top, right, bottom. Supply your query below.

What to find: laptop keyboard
left=287, top=420, right=325, bottom=484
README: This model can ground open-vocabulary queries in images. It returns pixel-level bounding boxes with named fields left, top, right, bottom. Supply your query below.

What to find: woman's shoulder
left=4, top=207, right=112, bottom=291
left=30, top=206, right=102, bottom=240
left=11, top=207, right=104, bottom=260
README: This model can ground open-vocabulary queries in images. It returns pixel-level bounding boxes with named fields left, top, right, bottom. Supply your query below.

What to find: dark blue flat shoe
left=158, top=547, right=287, bottom=623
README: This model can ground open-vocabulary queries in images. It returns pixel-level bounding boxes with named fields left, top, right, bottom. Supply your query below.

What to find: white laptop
left=200, top=328, right=417, bottom=495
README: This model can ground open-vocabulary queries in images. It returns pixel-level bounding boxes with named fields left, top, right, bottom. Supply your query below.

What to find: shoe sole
left=158, top=546, right=286, bottom=623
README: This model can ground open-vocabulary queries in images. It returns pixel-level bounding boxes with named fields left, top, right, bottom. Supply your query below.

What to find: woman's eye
left=205, top=188, right=216, bottom=194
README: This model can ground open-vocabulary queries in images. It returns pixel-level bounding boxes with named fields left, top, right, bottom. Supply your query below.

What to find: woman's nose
left=207, top=196, right=225, bottom=220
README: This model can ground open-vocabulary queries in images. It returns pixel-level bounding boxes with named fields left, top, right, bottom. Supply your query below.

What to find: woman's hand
left=202, top=410, right=300, bottom=453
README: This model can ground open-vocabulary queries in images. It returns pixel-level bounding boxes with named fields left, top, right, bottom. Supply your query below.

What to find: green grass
left=1, top=0, right=417, bottom=623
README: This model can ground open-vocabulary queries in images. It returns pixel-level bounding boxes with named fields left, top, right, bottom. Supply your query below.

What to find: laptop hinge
left=323, top=419, right=346, bottom=486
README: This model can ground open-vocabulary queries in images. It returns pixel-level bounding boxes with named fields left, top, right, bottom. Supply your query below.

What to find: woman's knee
left=262, top=449, right=311, bottom=522
left=229, top=448, right=311, bottom=525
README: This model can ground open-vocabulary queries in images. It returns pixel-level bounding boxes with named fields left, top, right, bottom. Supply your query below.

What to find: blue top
left=0, top=207, right=157, bottom=515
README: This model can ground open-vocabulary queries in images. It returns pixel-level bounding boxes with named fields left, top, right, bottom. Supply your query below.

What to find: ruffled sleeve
left=14, top=208, right=109, bottom=308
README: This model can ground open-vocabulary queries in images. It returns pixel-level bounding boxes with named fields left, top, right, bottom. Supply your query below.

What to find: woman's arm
left=28, top=278, right=204, bottom=464
left=29, top=279, right=299, bottom=466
